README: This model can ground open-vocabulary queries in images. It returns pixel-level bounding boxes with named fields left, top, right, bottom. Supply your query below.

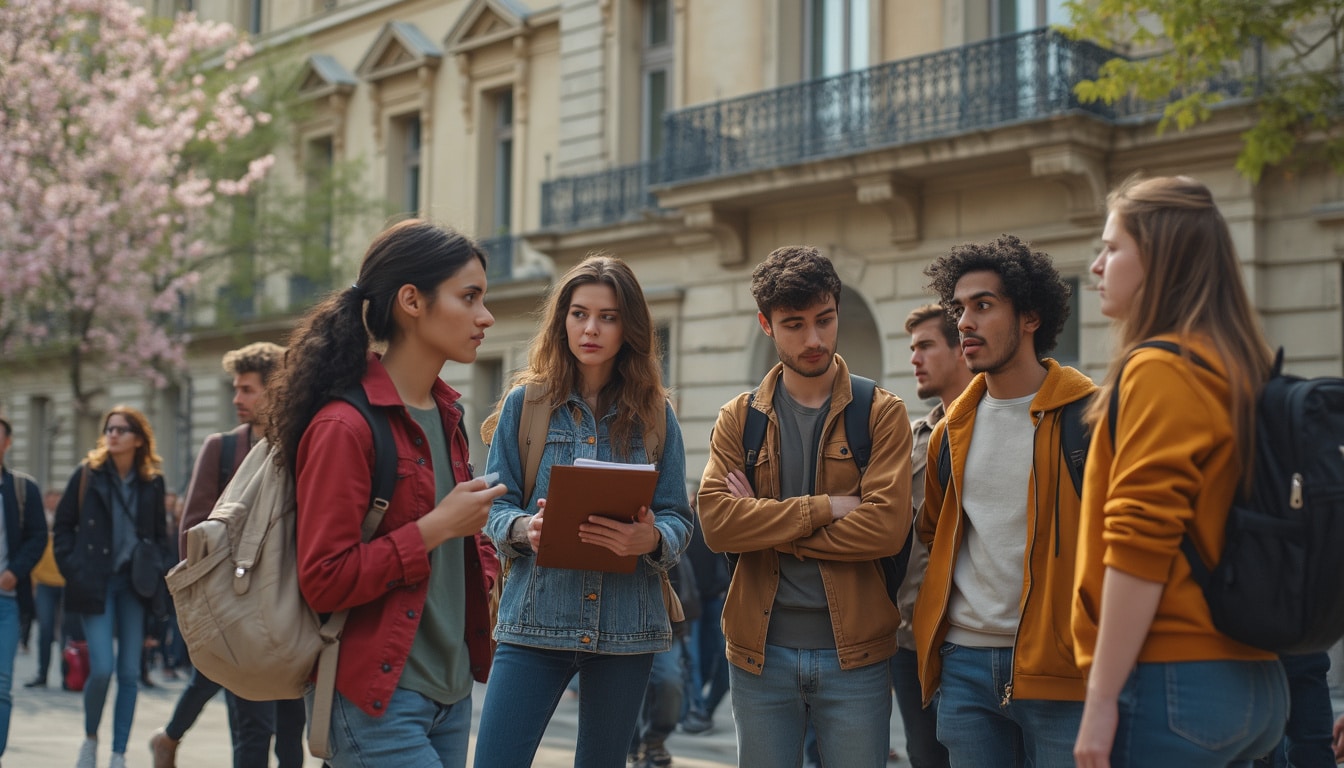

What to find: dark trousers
left=166, top=667, right=307, bottom=768
left=1256, top=652, right=1333, bottom=768
left=891, top=646, right=949, bottom=768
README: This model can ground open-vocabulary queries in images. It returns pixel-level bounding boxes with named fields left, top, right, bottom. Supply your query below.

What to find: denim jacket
left=484, top=385, right=692, bottom=654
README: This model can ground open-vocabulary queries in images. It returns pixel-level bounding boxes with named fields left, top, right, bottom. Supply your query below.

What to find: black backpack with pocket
left=738, top=374, right=913, bottom=606
left=1109, top=341, right=1344, bottom=654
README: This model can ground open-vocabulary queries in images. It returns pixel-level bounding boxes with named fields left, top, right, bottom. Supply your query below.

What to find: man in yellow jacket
left=912, top=236, right=1096, bottom=767
left=700, top=246, right=912, bottom=768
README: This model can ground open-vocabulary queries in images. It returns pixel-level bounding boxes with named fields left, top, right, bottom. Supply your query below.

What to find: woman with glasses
left=54, top=406, right=172, bottom=768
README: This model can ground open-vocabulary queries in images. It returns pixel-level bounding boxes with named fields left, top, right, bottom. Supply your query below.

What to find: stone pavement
left=5, top=644, right=783, bottom=768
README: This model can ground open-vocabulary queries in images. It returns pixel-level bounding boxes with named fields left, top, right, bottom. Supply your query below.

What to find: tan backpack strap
left=307, top=497, right=390, bottom=759
left=519, top=383, right=550, bottom=508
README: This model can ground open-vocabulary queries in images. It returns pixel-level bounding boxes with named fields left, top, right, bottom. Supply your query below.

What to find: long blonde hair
left=482, top=254, right=666, bottom=460
left=1086, top=175, right=1272, bottom=479
left=86, top=405, right=163, bottom=480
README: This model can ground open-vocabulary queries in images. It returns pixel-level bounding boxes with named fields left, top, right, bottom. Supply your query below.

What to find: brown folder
left=535, top=464, right=660, bottom=573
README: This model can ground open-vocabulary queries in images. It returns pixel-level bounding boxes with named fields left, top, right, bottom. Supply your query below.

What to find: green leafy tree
left=1065, top=0, right=1344, bottom=181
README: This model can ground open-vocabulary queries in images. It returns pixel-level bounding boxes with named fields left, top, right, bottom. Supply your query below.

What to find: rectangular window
left=404, top=116, right=421, bottom=216
left=640, top=0, right=674, bottom=162
left=248, top=0, right=263, bottom=35
left=656, top=325, right=672, bottom=385
left=493, top=91, right=514, bottom=235
left=1055, top=276, right=1081, bottom=365
left=805, top=0, right=868, bottom=79
left=470, top=358, right=505, bottom=468
left=389, top=113, right=422, bottom=218
left=305, top=136, right=335, bottom=250
left=643, top=70, right=668, bottom=160
left=28, top=396, right=51, bottom=488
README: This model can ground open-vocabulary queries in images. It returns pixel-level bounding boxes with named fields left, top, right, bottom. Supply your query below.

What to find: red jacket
left=295, top=355, right=498, bottom=716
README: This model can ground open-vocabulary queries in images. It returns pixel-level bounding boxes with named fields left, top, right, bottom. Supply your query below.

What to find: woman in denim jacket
left=474, top=255, right=692, bottom=768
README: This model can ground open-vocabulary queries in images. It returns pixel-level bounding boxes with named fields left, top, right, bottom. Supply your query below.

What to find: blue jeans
left=686, top=594, right=729, bottom=718
left=636, top=640, right=686, bottom=748
left=474, top=642, right=654, bottom=768
left=935, top=643, right=1081, bottom=768
left=306, top=686, right=471, bottom=768
left=34, top=584, right=63, bottom=682
left=730, top=643, right=891, bottom=768
left=892, top=647, right=949, bottom=768
left=80, top=572, right=146, bottom=754
left=0, top=596, right=18, bottom=755
left=1257, top=652, right=1333, bottom=768
left=1111, top=659, right=1288, bottom=767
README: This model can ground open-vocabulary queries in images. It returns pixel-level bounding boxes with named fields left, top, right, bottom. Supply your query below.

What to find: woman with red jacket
left=1072, top=176, right=1288, bottom=767
left=265, top=219, right=505, bottom=767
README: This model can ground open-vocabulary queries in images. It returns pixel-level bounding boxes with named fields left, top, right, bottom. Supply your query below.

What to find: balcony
left=661, top=28, right=1118, bottom=183
left=540, top=161, right=663, bottom=231
left=538, top=29, right=1130, bottom=232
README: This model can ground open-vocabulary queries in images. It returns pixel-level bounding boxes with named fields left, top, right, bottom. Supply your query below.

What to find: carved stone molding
left=682, top=203, right=748, bottom=267
left=1029, top=145, right=1106, bottom=225
left=853, top=173, right=921, bottom=247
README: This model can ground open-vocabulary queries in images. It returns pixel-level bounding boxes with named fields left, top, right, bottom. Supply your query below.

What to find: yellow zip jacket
left=699, top=355, right=912, bottom=674
left=913, top=359, right=1096, bottom=705
left=1071, top=334, right=1275, bottom=670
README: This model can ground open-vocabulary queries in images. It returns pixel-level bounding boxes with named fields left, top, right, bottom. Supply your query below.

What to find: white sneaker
left=109, top=753, right=126, bottom=768
left=76, top=738, right=97, bottom=768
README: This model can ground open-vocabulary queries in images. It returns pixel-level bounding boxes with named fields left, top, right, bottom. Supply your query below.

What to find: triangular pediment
left=294, top=54, right=357, bottom=101
left=357, top=21, right=442, bottom=82
left=444, top=0, right=531, bottom=54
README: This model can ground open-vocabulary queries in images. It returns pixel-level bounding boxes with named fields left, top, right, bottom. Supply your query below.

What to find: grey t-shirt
left=398, top=405, right=472, bottom=706
left=111, top=471, right=139, bottom=574
left=766, top=384, right=836, bottom=650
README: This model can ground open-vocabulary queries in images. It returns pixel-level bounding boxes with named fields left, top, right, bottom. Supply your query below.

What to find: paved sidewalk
left=3, top=641, right=939, bottom=767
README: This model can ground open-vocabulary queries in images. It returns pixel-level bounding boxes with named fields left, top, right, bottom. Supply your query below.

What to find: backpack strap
left=741, top=392, right=768, bottom=492
left=218, top=432, right=238, bottom=491
left=845, top=375, right=876, bottom=473
left=310, top=386, right=398, bottom=759
left=518, top=383, right=551, bottom=509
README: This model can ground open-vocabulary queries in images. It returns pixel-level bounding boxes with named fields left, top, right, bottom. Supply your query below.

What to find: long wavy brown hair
left=482, top=254, right=666, bottom=460
left=265, top=219, right=486, bottom=476
left=1085, top=175, right=1273, bottom=484
left=86, top=405, right=162, bottom=480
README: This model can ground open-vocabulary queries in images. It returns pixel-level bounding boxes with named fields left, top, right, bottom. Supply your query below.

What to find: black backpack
left=739, top=374, right=913, bottom=606
left=1109, top=341, right=1344, bottom=654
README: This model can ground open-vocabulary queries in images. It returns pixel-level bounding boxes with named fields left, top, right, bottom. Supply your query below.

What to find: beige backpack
left=166, top=390, right=395, bottom=759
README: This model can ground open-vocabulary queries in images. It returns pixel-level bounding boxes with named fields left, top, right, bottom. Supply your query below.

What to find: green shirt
left=398, top=405, right=472, bottom=705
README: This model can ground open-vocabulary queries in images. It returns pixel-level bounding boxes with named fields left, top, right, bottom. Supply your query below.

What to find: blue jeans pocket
left=1164, top=662, right=1253, bottom=751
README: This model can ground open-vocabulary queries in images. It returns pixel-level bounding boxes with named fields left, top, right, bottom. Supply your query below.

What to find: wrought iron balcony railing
left=479, top=234, right=517, bottom=280
left=661, top=28, right=1118, bottom=183
left=540, top=161, right=663, bottom=231
left=538, top=28, right=1127, bottom=232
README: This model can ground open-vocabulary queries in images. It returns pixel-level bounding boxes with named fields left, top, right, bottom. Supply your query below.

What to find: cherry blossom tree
left=0, top=0, right=274, bottom=416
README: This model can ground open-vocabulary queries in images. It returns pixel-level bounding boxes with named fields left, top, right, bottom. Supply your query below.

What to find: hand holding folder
left=536, top=460, right=660, bottom=573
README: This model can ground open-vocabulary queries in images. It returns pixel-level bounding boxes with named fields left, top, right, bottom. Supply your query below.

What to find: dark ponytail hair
left=267, top=219, right=486, bottom=475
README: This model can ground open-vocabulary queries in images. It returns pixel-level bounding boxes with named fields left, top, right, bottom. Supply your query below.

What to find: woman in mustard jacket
left=1071, top=176, right=1288, bottom=766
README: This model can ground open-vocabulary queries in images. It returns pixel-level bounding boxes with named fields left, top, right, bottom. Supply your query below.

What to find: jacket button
left=381, top=663, right=392, bottom=672
left=586, top=593, right=597, bottom=601
left=372, top=700, right=382, bottom=710
left=841, top=447, right=849, bottom=455
left=414, top=438, right=423, bottom=446
left=406, top=610, right=416, bottom=618
left=580, top=635, right=591, bottom=644
left=417, top=457, right=426, bottom=465
left=586, top=436, right=595, bottom=445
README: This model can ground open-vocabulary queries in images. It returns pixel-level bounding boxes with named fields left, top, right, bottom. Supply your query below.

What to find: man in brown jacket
left=912, top=237, right=1095, bottom=767
left=150, top=342, right=306, bottom=768
left=699, top=246, right=912, bottom=768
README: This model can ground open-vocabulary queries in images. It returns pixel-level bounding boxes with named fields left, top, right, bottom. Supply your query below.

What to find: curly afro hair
left=750, top=245, right=842, bottom=320
left=923, top=234, right=1072, bottom=357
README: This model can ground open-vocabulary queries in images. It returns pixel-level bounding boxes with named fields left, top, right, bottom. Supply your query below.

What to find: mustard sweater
left=1072, top=334, right=1274, bottom=670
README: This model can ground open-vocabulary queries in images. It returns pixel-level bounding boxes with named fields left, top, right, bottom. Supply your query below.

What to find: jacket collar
left=945, top=358, right=1097, bottom=430
left=360, top=352, right=462, bottom=411
left=753, top=354, right=855, bottom=418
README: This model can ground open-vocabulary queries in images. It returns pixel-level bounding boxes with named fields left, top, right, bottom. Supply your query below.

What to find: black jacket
left=1, top=466, right=49, bottom=615
left=53, top=462, right=169, bottom=615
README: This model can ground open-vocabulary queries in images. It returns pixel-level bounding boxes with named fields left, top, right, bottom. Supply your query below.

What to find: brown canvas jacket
left=699, top=355, right=912, bottom=674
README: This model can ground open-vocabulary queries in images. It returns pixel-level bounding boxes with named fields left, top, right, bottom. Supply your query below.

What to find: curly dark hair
left=222, top=342, right=285, bottom=386
left=750, top=245, right=842, bottom=321
left=923, top=234, right=1072, bottom=357
left=266, top=220, right=486, bottom=477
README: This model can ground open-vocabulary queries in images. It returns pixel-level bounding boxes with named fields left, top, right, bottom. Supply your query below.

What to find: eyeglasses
left=104, top=425, right=134, bottom=436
